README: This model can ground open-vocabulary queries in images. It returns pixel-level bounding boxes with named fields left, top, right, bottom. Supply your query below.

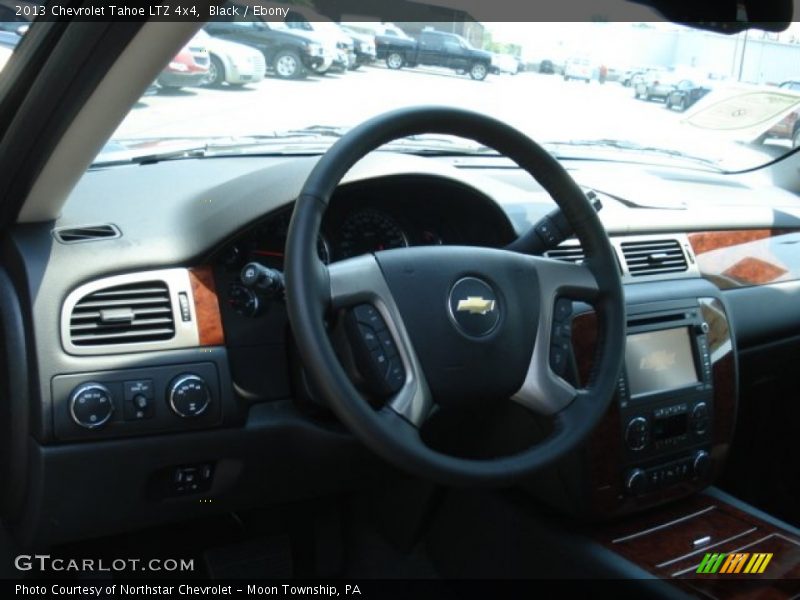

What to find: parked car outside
left=490, top=52, right=520, bottom=75
left=194, top=30, right=266, bottom=88
left=339, top=25, right=376, bottom=69
left=156, top=35, right=210, bottom=92
left=764, top=81, right=800, bottom=148
left=664, top=79, right=711, bottom=111
left=204, top=18, right=331, bottom=80
left=563, top=57, right=592, bottom=82
left=284, top=17, right=355, bottom=73
left=634, top=70, right=676, bottom=101
left=370, top=28, right=491, bottom=80
left=538, top=59, right=555, bottom=74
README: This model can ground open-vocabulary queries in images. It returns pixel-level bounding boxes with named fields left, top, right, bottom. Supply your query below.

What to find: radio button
left=691, top=402, right=710, bottom=435
left=625, top=416, right=649, bottom=451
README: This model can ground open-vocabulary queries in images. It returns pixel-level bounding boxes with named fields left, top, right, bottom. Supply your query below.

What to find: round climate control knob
left=625, top=416, right=650, bottom=451
left=70, top=383, right=114, bottom=429
left=168, top=374, right=211, bottom=418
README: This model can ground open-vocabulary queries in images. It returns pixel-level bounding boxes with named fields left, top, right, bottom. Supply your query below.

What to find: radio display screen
left=625, top=327, right=699, bottom=397
left=653, top=413, right=689, bottom=440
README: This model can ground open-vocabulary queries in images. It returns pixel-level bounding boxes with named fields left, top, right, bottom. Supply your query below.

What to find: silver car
left=195, top=30, right=266, bottom=88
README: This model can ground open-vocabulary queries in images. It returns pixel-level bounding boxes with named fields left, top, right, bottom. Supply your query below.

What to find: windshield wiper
left=91, top=128, right=499, bottom=167
left=546, top=139, right=721, bottom=170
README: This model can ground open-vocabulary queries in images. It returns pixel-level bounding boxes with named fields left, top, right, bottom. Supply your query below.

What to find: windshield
left=5, top=7, right=800, bottom=172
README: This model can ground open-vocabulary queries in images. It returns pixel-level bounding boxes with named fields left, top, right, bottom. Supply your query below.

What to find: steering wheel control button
left=354, top=304, right=386, bottom=331
left=385, top=358, right=405, bottom=393
left=447, top=277, right=500, bottom=338
left=345, top=306, right=404, bottom=396
left=554, top=298, right=573, bottom=322
left=625, top=416, right=650, bottom=451
left=168, top=374, right=211, bottom=418
left=370, top=348, right=390, bottom=378
left=358, top=324, right=380, bottom=350
left=377, top=331, right=399, bottom=357
left=123, top=379, right=155, bottom=420
left=70, top=383, right=114, bottom=429
left=550, top=345, right=568, bottom=375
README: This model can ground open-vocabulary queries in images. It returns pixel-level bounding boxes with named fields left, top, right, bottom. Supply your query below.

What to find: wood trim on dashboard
left=687, top=229, right=800, bottom=289
left=687, top=229, right=784, bottom=256
left=189, top=266, right=225, bottom=347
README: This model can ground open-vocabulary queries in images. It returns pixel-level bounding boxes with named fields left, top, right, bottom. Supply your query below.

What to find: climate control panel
left=52, top=362, right=222, bottom=441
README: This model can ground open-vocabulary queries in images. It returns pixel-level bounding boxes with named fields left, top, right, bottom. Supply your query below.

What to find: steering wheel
left=285, top=107, right=625, bottom=486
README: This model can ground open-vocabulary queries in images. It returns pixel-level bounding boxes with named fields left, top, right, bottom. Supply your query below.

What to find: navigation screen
left=625, top=328, right=699, bottom=397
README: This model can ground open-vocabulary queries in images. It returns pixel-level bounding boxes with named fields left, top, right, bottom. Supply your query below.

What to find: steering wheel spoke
left=512, top=257, right=599, bottom=415
left=328, top=255, right=435, bottom=427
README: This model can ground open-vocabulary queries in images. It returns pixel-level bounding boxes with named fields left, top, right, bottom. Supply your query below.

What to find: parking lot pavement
left=114, top=65, right=688, bottom=146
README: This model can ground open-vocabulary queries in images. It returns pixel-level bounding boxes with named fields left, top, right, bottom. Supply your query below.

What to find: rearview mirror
left=630, top=0, right=792, bottom=33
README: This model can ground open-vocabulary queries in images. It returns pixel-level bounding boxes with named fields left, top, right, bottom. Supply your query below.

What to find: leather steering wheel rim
left=285, top=106, right=625, bottom=486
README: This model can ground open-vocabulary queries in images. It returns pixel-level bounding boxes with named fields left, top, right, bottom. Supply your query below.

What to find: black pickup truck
left=379, top=28, right=492, bottom=81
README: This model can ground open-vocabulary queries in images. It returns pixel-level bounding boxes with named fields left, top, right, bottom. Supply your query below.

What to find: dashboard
left=4, top=150, right=800, bottom=547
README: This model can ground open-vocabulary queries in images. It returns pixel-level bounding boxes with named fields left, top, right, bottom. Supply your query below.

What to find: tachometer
left=336, top=209, right=408, bottom=259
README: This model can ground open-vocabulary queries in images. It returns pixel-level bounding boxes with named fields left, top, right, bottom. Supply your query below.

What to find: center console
left=618, top=300, right=715, bottom=497
left=536, top=279, right=737, bottom=520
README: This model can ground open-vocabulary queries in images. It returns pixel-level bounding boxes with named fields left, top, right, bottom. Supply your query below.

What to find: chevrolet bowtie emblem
left=456, top=296, right=496, bottom=315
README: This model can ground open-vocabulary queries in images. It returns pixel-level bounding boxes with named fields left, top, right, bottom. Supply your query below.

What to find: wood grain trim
left=189, top=266, right=224, bottom=346
left=594, top=493, right=800, bottom=598
left=688, top=229, right=800, bottom=289
left=688, top=230, right=783, bottom=256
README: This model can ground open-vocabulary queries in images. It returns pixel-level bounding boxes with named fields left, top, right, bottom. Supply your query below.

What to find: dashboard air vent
left=69, top=281, right=174, bottom=346
left=545, top=244, right=585, bottom=264
left=621, top=238, right=688, bottom=277
left=54, top=224, right=120, bottom=244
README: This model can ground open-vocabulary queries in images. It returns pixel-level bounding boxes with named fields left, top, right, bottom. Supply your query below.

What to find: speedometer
left=336, top=209, right=408, bottom=259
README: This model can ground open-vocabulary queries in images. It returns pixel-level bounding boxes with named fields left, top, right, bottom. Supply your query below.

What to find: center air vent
left=545, top=243, right=585, bottom=264
left=620, top=238, right=688, bottom=277
left=69, top=281, right=174, bottom=346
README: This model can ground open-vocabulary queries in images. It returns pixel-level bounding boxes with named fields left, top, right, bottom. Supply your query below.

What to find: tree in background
left=481, top=30, right=522, bottom=56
